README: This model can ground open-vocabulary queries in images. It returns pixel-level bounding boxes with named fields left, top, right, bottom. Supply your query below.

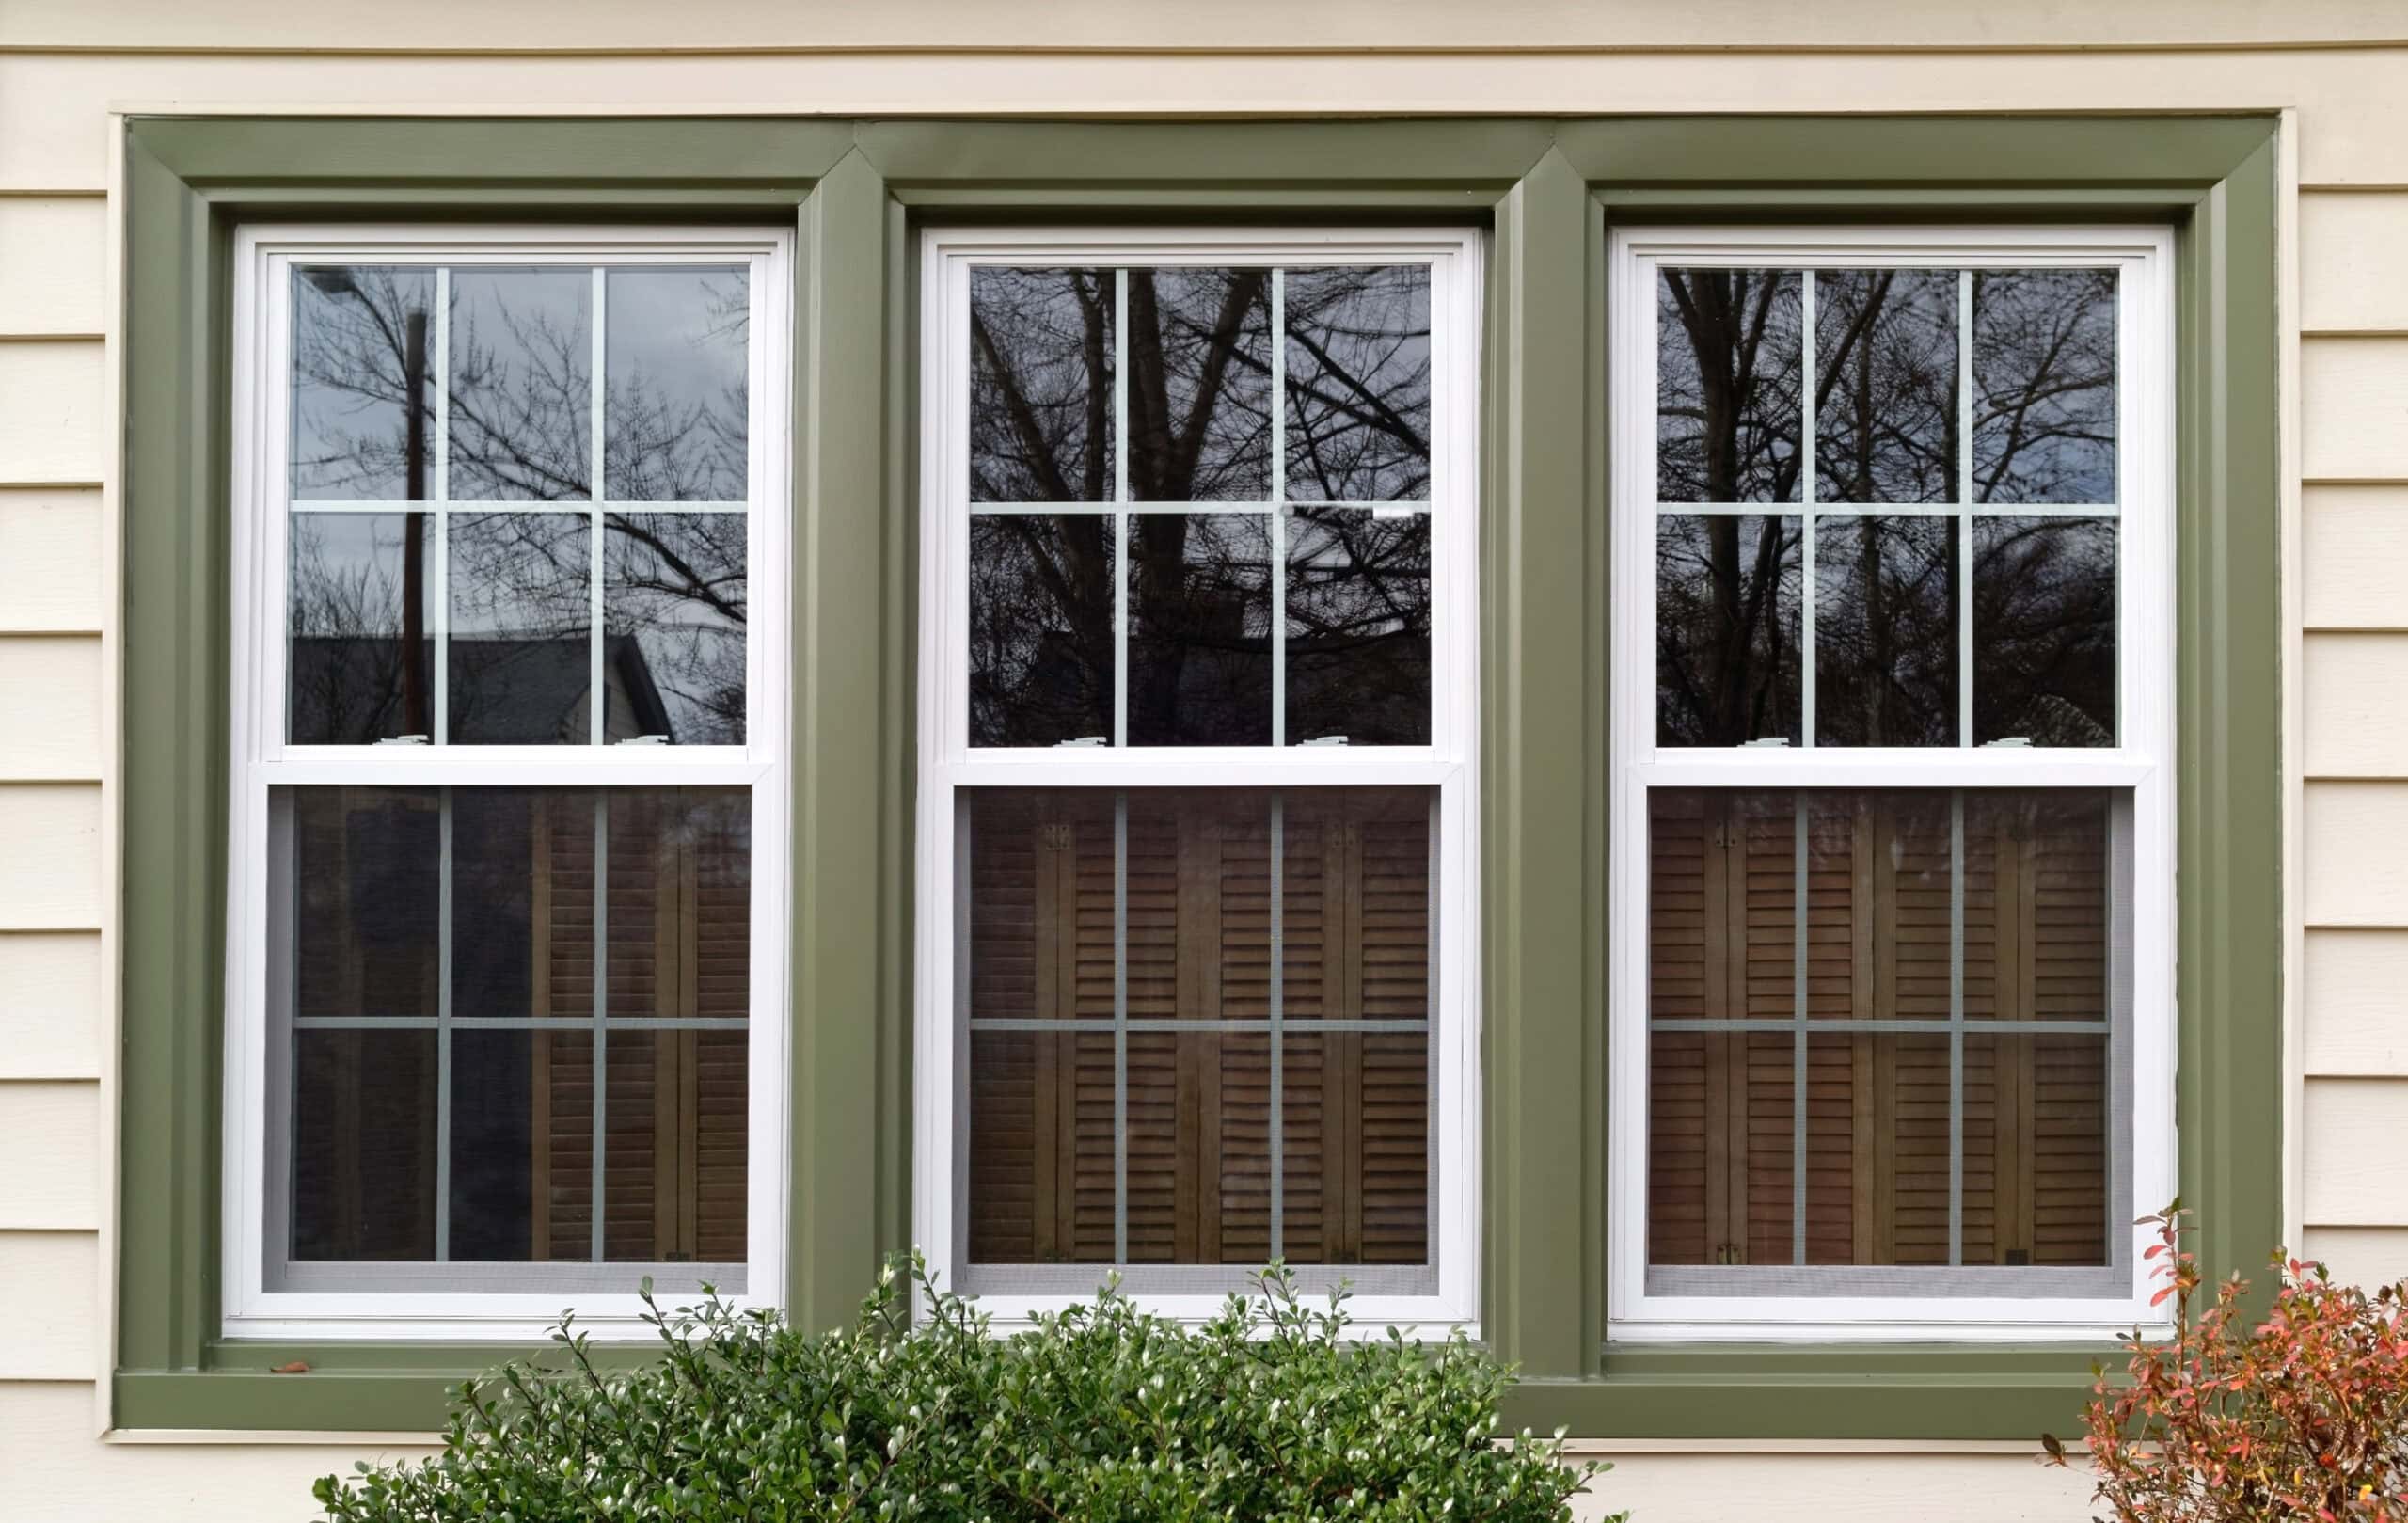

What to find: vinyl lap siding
left=0, top=7, right=2394, bottom=1517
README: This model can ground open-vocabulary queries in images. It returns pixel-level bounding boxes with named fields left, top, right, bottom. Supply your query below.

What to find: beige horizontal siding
left=4, top=49, right=2408, bottom=193
left=0, top=341, right=103, bottom=484
left=2304, top=784, right=2408, bottom=926
left=2303, top=486, right=2408, bottom=628
left=2303, top=337, right=2408, bottom=482
left=2303, top=192, right=2408, bottom=333
left=2303, top=1226, right=2408, bottom=1288
left=2303, top=1078, right=2408, bottom=1225
left=8, top=0, right=2408, bottom=51
left=0, top=197, right=103, bottom=337
left=2304, top=929, right=2408, bottom=1075
left=0, top=489, right=103, bottom=632
left=0, top=785, right=103, bottom=929
left=0, top=1081, right=98, bottom=1230
left=2304, top=634, right=2408, bottom=775
left=0, top=931, right=103, bottom=1080
left=0, top=1232, right=99, bottom=1378
left=0, top=638, right=103, bottom=781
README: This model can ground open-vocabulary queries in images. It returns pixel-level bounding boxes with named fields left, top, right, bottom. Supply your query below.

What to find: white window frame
left=1607, top=225, right=2178, bottom=1342
left=913, top=226, right=1483, bottom=1334
left=222, top=224, right=793, bottom=1341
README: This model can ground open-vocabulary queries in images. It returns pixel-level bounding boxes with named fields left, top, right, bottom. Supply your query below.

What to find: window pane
left=1973, top=269, right=2117, bottom=504
left=1656, top=515, right=1802, bottom=746
left=288, top=511, right=436, bottom=743
left=1128, top=512, right=1274, bottom=746
left=1814, top=515, right=1960, bottom=747
left=961, top=786, right=1434, bottom=1278
left=604, top=266, right=748, bottom=501
left=971, top=268, right=1115, bottom=503
left=1284, top=265, right=1431, bottom=501
left=276, top=785, right=750, bottom=1276
left=449, top=267, right=593, bottom=502
left=1643, top=787, right=2118, bottom=1275
left=1285, top=507, right=1431, bottom=747
left=1972, top=516, right=2116, bottom=747
left=292, top=266, right=437, bottom=501
left=1815, top=269, right=1958, bottom=505
left=603, top=513, right=747, bottom=745
left=448, top=511, right=593, bottom=745
left=969, top=513, right=1116, bottom=746
left=1657, top=269, right=1802, bottom=504
left=1128, top=268, right=1273, bottom=502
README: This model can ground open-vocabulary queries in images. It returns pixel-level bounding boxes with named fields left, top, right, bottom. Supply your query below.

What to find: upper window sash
left=1612, top=227, right=2175, bottom=783
left=921, top=229, right=1483, bottom=782
left=236, top=228, right=790, bottom=778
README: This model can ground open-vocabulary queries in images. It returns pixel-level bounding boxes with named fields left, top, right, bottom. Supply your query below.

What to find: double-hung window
left=223, top=227, right=792, bottom=1340
left=915, top=229, right=1482, bottom=1327
left=1608, top=227, right=2176, bottom=1339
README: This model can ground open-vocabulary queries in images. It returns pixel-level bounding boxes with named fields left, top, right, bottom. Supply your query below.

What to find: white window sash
left=222, top=225, right=795, bottom=1342
left=1606, top=225, right=2178, bottom=1341
left=912, top=227, right=1485, bottom=1333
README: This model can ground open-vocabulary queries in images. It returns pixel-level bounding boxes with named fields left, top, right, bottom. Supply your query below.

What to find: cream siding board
left=0, top=638, right=103, bottom=782
left=0, top=197, right=104, bottom=337
left=0, top=8, right=2394, bottom=1514
left=0, top=1231, right=102, bottom=1379
left=0, top=932, right=104, bottom=1081
left=0, top=341, right=103, bottom=484
left=0, top=1080, right=99, bottom=1230
left=2303, top=486, right=2408, bottom=630
left=0, top=785, right=102, bottom=928
left=2305, top=1078, right=2408, bottom=1226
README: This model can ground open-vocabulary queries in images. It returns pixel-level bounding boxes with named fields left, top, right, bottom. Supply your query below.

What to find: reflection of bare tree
left=968, top=266, right=1432, bottom=743
left=1816, top=270, right=1956, bottom=504
left=1815, top=516, right=1959, bottom=746
left=1972, top=270, right=2115, bottom=504
left=288, top=514, right=429, bottom=743
left=1656, top=515, right=1800, bottom=746
left=1972, top=516, right=2115, bottom=744
left=289, top=266, right=751, bottom=745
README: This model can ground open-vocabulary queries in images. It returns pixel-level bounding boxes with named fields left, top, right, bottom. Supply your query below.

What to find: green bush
left=316, top=1260, right=1614, bottom=1522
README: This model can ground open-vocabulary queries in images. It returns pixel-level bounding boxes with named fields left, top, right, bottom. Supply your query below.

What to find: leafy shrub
left=2052, top=1204, right=2408, bottom=1521
left=317, top=1260, right=1613, bottom=1522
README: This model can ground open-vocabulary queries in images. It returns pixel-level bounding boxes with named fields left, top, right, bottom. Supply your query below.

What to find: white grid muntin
left=1607, top=225, right=2178, bottom=1342
left=914, top=226, right=1483, bottom=1335
left=224, top=225, right=795, bottom=1341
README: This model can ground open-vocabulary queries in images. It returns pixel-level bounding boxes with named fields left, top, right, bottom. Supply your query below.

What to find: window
left=915, top=229, right=1481, bottom=1328
left=223, top=228, right=791, bottom=1340
left=1608, top=227, right=2176, bottom=1340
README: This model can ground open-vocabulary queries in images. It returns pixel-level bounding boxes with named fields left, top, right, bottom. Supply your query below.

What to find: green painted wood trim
left=112, top=114, right=2282, bottom=1443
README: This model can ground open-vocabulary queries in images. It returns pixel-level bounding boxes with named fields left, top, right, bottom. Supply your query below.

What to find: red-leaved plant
left=2047, top=1202, right=2408, bottom=1521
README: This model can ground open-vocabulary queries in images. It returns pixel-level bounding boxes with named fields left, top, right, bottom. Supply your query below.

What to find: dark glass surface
left=449, top=267, right=594, bottom=502
left=1127, top=267, right=1273, bottom=502
left=603, top=513, right=747, bottom=745
left=1815, top=269, right=1959, bottom=504
left=291, top=265, right=437, bottom=501
left=291, top=786, right=437, bottom=1019
left=1656, top=514, right=1802, bottom=746
left=450, top=789, right=595, bottom=1020
left=603, top=787, right=752, bottom=1019
left=1128, top=512, right=1274, bottom=746
left=292, top=1028, right=439, bottom=1261
left=1815, top=515, right=1960, bottom=747
left=970, top=268, right=1115, bottom=502
left=604, top=265, right=749, bottom=501
left=1657, top=269, right=1803, bottom=503
left=968, top=513, right=1116, bottom=746
left=448, top=1028, right=539, bottom=1261
left=1972, top=269, right=2117, bottom=504
left=1283, top=264, right=1432, bottom=501
left=287, top=511, right=436, bottom=743
left=1972, top=516, right=2116, bottom=746
left=1285, top=507, right=1431, bottom=745
left=447, top=511, right=593, bottom=745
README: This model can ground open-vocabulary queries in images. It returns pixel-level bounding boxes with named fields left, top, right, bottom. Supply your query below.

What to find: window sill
left=113, top=1338, right=671, bottom=1432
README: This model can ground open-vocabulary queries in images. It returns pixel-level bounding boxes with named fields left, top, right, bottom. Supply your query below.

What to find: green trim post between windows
left=116, top=112, right=2280, bottom=1438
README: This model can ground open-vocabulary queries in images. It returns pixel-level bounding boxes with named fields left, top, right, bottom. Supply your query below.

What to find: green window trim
left=116, top=113, right=2280, bottom=1440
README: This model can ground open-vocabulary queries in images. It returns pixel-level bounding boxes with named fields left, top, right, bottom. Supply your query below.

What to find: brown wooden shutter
left=1646, top=788, right=2109, bottom=1270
